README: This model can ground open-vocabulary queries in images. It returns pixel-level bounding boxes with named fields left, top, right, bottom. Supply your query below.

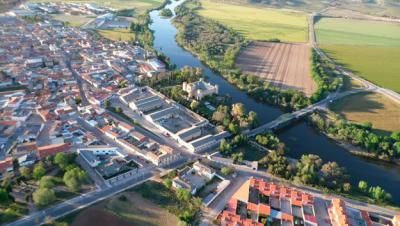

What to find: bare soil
left=236, top=41, right=316, bottom=96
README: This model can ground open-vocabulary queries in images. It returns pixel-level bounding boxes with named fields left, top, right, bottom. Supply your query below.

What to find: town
left=1, top=0, right=400, bottom=226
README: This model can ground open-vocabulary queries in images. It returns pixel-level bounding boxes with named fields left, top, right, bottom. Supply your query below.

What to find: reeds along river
left=148, top=0, right=400, bottom=205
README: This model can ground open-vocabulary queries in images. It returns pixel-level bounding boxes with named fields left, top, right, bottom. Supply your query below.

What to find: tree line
left=310, top=112, right=400, bottom=162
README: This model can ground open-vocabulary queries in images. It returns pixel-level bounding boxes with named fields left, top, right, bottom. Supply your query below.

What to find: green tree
left=163, top=178, right=172, bottom=189
left=369, top=186, right=392, bottom=203
left=33, top=163, right=46, bottom=180
left=358, top=180, right=368, bottom=193
left=294, top=154, right=323, bottom=185
left=33, top=188, right=56, bottom=207
left=0, top=188, right=10, bottom=205
left=63, top=167, right=88, bottom=192
left=221, top=166, right=235, bottom=176
left=320, top=161, right=348, bottom=189
left=39, top=176, right=55, bottom=189
left=19, top=166, right=31, bottom=179
left=391, top=131, right=400, bottom=141
left=190, top=100, right=199, bottom=110
left=177, top=188, right=191, bottom=202
left=54, top=153, right=74, bottom=170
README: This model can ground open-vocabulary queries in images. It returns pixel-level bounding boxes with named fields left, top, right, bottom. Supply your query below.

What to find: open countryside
left=316, top=18, right=400, bottom=92
left=236, top=42, right=316, bottom=96
left=197, top=0, right=308, bottom=42
left=330, top=92, right=400, bottom=134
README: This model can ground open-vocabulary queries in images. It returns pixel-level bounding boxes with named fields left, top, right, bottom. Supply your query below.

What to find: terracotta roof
left=37, top=143, right=70, bottom=159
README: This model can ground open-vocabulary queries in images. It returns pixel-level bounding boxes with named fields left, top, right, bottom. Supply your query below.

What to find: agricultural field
left=207, top=0, right=400, bottom=17
left=316, top=18, right=400, bottom=93
left=29, top=0, right=164, bottom=12
left=97, top=28, right=135, bottom=42
left=330, top=92, right=400, bottom=134
left=66, top=191, right=179, bottom=226
left=236, top=41, right=315, bottom=96
left=197, top=0, right=308, bottom=42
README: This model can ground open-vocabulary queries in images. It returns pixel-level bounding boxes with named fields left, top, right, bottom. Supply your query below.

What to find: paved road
left=6, top=170, right=154, bottom=226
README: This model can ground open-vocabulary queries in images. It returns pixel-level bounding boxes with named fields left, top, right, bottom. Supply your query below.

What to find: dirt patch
left=236, top=41, right=316, bottom=96
left=71, top=205, right=131, bottom=226
left=70, top=192, right=179, bottom=226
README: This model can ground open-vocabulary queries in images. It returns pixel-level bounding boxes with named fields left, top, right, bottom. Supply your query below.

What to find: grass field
left=52, top=14, right=94, bottom=27
left=330, top=92, right=400, bottom=134
left=97, top=28, right=135, bottom=42
left=68, top=191, right=179, bottom=226
left=197, top=0, right=308, bottom=42
left=316, top=18, right=400, bottom=92
left=29, top=0, right=164, bottom=11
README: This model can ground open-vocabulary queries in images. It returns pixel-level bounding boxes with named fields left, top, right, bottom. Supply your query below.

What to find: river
left=148, top=0, right=400, bottom=204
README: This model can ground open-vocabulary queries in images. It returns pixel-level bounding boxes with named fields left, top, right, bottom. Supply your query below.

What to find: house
left=0, top=157, right=14, bottom=175
left=172, top=161, right=215, bottom=195
left=37, top=143, right=70, bottom=159
left=18, top=153, right=37, bottom=167
left=183, top=79, right=218, bottom=100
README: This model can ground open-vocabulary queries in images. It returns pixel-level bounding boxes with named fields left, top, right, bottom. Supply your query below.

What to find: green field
left=52, top=14, right=94, bottom=27
left=197, top=0, right=308, bottom=42
left=29, top=0, right=164, bottom=11
left=330, top=92, right=400, bottom=134
left=98, top=28, right=135, bottom=42
left=316, top=18, right=400, bottom=92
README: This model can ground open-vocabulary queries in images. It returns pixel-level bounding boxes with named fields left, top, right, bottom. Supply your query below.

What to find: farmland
left=236, top=42, right=315, bottom=96
left=330, top=92, right=400, bottom=134
left=52, top=14, right=94, bottom=27
left=316, top=18, right=400, bottom=93
left=197, top=0, right=308, bottom=42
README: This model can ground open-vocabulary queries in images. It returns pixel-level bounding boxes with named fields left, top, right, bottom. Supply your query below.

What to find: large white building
left=183, top=79, right=218, bottom=100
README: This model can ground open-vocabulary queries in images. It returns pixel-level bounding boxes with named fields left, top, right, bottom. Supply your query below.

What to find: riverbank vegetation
left=309, top=111, right=400, bottom=163
left=330, top=92, right=400, bottom=134
left=219, top=131, right=394, bottom=206
left=159, top=8, right=173, bottom=17
left=173, top=0, right=341, bottom=111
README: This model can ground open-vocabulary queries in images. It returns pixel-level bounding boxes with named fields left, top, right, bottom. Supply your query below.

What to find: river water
left=149, top=0, right=400, bottom=204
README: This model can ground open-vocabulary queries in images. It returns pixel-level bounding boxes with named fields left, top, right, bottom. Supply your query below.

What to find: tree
left=0, top=188, right=10, bottom=205
left=159, top=8, right=173, bottom=17
left=228, top=122, right=240, bottom=134
left=391, top=131, right=400, bottom=142
left=39, top=176, right=55, bottom=189
left=63, top=167, right=88, bottom=192
left=190, top=100, right=199, bottom=110
left=231, top=103, right=246, bottom=119
left=232, top=152, right=244, bottom=164
left=260, top=151, right=289, bottom=178
left=320, top=161, right=348, bottom=189
left=163, top=178, right=172, bottom=189
left=33, top=188, right=56, bottom=207
left=294, top=154, right=323, bottom=185
left=74, top=97, right=82, bottom=105
left=19, top=166, right=31, bottom=179
left=177, top=188, right=191, bottom=202
left=221, top=166, right=235, bottom=176
left=358, top=180, right=368, bottom=193
left=369, top=186, right=392, bottom=203
left=33, top=163, right=46, bottom=180
left=54, top=153, right=74, bottom=170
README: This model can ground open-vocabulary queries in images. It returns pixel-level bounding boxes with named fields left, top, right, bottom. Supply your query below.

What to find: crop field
left=197, top=0, right=308, bottom=43
left=330, top=92, right=400, bottom=134
left=29, top=0, right=164, bottom=11
left=236, top=41, right=315, bottom=96
left=69, top=191, right=179, bottom=226
left=316, top=18, right=400, bottom=92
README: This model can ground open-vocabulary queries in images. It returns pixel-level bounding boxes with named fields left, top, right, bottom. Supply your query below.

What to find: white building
left=183, top=79, right=218, bottom=100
